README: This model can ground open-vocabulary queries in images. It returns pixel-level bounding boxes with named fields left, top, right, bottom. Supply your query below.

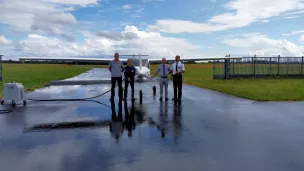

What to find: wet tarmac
left=1, top=68, right=304, bottom=171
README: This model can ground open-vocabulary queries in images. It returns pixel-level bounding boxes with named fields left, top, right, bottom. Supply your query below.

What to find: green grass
left=0, top=64, right=105, bottom=97
left=151, top=63, right=304, bottom=101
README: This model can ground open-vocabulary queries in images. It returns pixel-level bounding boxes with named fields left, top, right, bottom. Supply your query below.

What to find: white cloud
left=0, top=139, right=87, bottom=171
left=142, top=0, right=165, bottom=2
left=0, top=36, right=12, bottom=45
left=42, top=0, right=98, bottom=5
left=147, top=0, right=304, bottom=33
left=283, top=16, right=300, bottom=19
left=123, top=25, right=161, bottom=38
left=2, top=26, right=203, bottom=59
left=0, top=0, right=93, bottom=41
left=122, top=4, right=132, bottom=10
left=136, top=8, right=145, bottom=13
left=222, top=33, right=304, bottom=56
left=282, top=30, right=304, bottom=36
left=300, top=35, right=304, bottom=42
left=95, top=30, right=139, bottom=40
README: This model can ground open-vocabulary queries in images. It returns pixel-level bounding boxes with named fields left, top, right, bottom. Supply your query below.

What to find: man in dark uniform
left=124, top=59, right=136, bottom=101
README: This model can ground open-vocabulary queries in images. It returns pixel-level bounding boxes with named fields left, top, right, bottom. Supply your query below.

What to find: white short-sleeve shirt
left=171, top=61, right=185, bottom=75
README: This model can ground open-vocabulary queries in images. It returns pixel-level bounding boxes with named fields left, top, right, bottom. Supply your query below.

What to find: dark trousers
left=111, top=100, right=122, bottom=121
left=124, top=77, right=134, bottom=98
left=111, top=77, right=123, bottom=99
left=173, top=74, right=182, bottom=99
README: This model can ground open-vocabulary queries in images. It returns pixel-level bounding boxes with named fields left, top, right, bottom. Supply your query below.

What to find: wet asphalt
left=1, top=68, right=304, bottom=171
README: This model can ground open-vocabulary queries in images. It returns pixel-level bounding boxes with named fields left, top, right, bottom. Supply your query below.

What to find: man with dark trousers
left=171, top=55, right=185, bottom=101
left=109, top=53, right=124, bottom=101
left=124, top=58, right=136, bottom=101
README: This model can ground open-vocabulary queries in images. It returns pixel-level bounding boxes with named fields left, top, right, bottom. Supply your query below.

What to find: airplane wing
left=148, top=57, right=242, bottom=64
left=19, top=57, right=128, bottom=63
left=19, top=57, right=128, bottom=86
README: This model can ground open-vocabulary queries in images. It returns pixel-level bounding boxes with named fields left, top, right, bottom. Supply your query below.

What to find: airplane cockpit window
left=132, top=59, right=149, bottom=68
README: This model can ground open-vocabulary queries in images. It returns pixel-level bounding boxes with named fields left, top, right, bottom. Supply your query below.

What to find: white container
left=2, top=82, right=26, bottom=106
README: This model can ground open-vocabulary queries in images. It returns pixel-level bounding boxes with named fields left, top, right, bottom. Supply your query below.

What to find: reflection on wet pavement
left=1, top=68, right=304, bottom=171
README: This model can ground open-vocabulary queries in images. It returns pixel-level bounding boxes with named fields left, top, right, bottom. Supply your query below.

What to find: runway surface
left=1, top=68, right=304, bottom=171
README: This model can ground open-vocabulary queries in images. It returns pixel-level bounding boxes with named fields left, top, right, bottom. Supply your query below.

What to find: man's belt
left=161, top=76, right=168, bottom=78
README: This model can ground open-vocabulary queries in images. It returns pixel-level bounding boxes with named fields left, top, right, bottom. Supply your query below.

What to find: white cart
left=1, top=83, right=27, bottom=107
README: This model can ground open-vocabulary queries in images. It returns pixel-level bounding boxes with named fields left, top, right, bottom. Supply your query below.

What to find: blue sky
left=1, top=0, right=304, bottom=59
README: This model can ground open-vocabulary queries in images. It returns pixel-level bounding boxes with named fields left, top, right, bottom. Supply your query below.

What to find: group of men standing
left=151, top=55, right=185, bottom=102
left=108, top=53, right=185, bottom=102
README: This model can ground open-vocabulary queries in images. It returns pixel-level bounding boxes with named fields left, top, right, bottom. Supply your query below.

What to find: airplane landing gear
left=139, top=90, right=143, bottom=104
left=153, top=86, right=156, bottom=95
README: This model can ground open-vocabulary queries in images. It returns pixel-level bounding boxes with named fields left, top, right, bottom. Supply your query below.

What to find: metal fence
left=213, top=56, right=304, bottom=79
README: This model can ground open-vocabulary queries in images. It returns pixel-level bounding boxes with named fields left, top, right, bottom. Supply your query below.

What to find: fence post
left=253, top=55, right=256, bottom=78
left=213, top=60, right=215, bottom=79
left=233, top=59, right=235, bottom=75
left=286, top=57, right=289, bottom=75
left=301, top=56, right=304, bottom=76
left=224, top=58, right=230, bottom=80
left=269, top=57, right=272, bottom=76
left=277, top=55, right=280, bottom=76
left=0, top=55, right=2, bottom=81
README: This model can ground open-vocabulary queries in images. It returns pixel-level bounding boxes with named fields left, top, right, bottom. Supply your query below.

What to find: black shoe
left=159, top=97, right=163, bottom=101
left=165, top=97, right=169, bottom=101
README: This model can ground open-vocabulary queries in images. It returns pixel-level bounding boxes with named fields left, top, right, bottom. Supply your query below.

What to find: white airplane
left=19, top=54, right=242, bottom=102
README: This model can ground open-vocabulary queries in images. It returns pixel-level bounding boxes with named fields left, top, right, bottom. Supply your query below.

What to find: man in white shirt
left=170, top=55, right=185, bottom=101
left=110, top=100, right=124, bottom=143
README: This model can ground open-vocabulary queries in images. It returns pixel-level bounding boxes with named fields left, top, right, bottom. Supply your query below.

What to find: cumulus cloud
left=147, top=0, right=304, bottom=33
left=222, top=33, right=304, bottom=56
left=122, top=4, right=132, bottom=10
left=0, top=36, right=12, bottom=45
left=282, top=30, right=304, bottom=36
left=42, top=0, right=99, bottom=5
left=2, top=25, right=203, bottom=59
left=95, top=30, right=139, bottom=41
left=300, top=35, right=304, bottom=42
left=4, top=27, right=304, bottom=60
left=0, top=0, right=90, bottom=41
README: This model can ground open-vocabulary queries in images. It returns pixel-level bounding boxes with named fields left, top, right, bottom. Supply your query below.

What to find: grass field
left=1, top=63, right=304, bottom=101
left=0, top=64, right=105, bottom=97
left=150, top=63, right=304, bottom=101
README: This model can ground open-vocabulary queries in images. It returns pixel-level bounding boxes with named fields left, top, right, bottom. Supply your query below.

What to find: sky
left=1, top=0, right=304, bottom=60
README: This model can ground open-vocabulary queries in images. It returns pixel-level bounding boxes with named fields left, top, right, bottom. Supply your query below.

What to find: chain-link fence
left=213, top=56, right=304, bottom=79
